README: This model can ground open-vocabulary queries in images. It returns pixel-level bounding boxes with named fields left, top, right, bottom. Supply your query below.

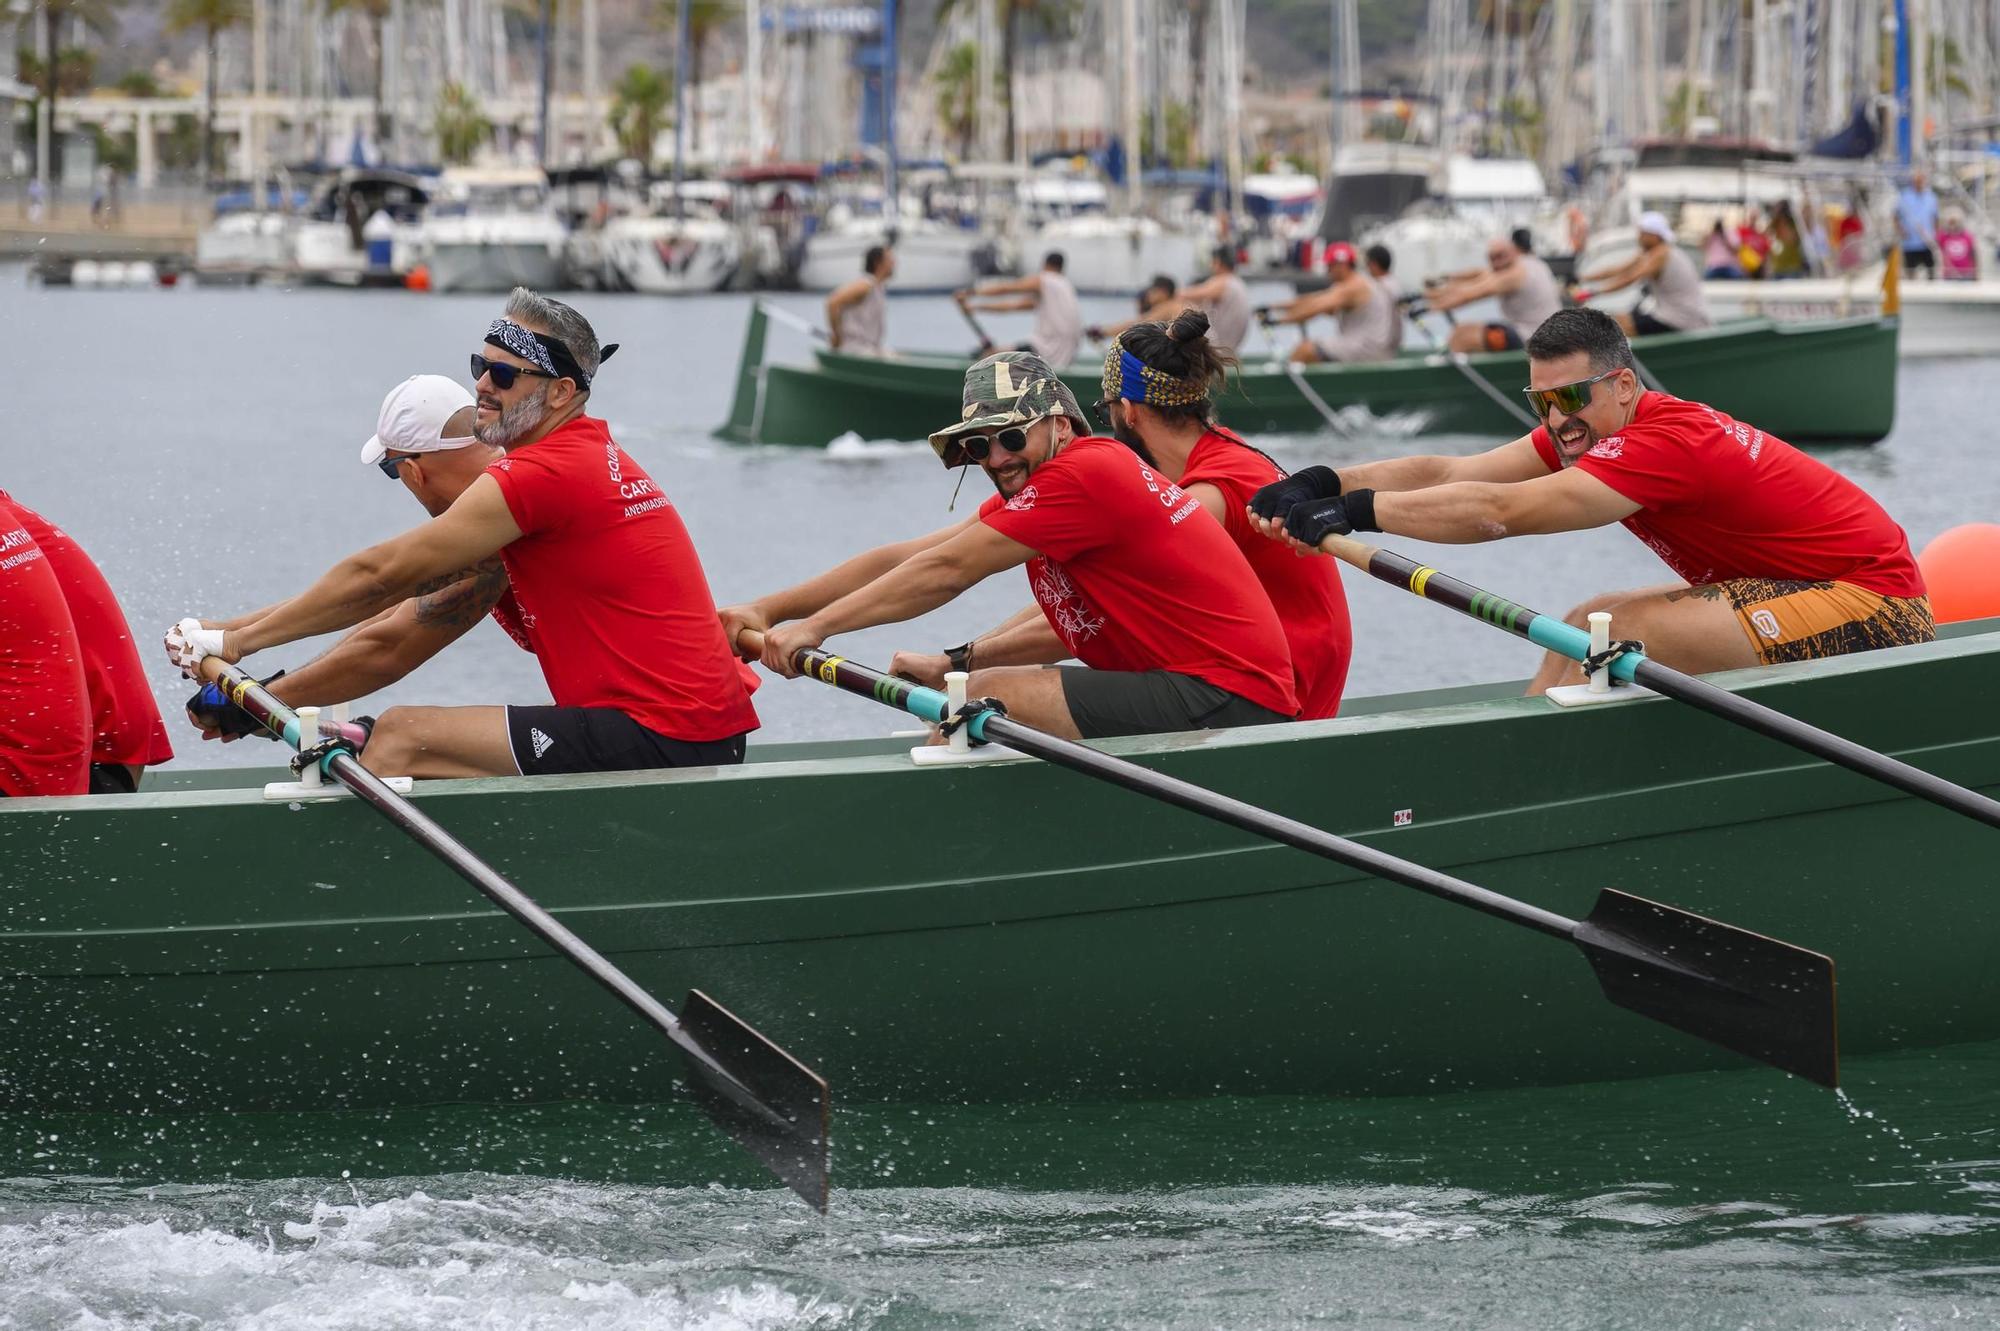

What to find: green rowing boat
left=4, top=621, right=1995, bottom=1115
left=717, top=305, right=1899, bottom=447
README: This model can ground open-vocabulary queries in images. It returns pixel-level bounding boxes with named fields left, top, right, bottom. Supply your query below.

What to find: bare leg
left=1526, top=583, right=1758, bottom=695
left=958, top=665, right=1083, bottom=740
left=1445, top=323, right=1486, bottom=354
left=361, top=705, right=520, bottom=778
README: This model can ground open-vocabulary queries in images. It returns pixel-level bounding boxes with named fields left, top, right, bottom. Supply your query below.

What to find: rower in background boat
left=185, top=374, right=513, bottom=746
left=824, top=245, right=894, bottom=356
left=1423, top=233, right=1563, bottom=355
left=0, top=493, right=172, bottom=793
left=166, top=289, right=758, bottom=781
left=1364, top=244, right=1406, bottom=353
left=1087, top=248, right=1256, bottom=358
left=1262, top=241, right=1399, bottom=365
left=955, top=251, right=1083, bottom=366
left=1571, top=211, right=1714, bottom=339
left=1249, top=308, right=1933, bottom=695
left=726, top=352, right=1300, bottom=740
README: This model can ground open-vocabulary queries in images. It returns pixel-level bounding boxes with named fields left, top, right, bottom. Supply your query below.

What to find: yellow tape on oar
left=1409, top=566, right=1437, bottom=597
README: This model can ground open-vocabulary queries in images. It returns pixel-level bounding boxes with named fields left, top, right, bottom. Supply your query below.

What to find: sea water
left=4, top=272, right=1998, bottom=1327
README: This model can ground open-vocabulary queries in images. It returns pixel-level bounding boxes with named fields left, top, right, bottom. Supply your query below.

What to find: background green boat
left=717, top=306, right=1899, bottom=448
left=3, top=624, right=1994, bottom=1117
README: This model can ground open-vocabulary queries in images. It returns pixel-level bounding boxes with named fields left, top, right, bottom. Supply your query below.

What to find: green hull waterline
left=3, top=624, right=1995, bottom=1115
left=716, top=310, right=1899, bottom=448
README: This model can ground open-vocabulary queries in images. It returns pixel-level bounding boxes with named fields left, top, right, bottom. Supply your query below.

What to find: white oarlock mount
left=1545, top=608, right=1659, bottom=709
left=908, top=670, right=1030, bottom=767
left=259, top=695, right=412, bottom=801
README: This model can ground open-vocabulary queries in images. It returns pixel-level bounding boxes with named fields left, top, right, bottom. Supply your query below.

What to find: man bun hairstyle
left=1112, top=308, right=1239, bottom=427
left=1525, top=306, right=1639, bottom=375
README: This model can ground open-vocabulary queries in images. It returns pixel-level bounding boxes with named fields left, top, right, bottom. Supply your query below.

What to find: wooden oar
left=1412, top=300, right=1542, bottom=429
left=204, top=662, right=832, bottom=1210
left=953, top=292, right=996, bottom=353
left=1319, top=534, right=2000, bottom=834
left=742, top=634, right=1837, bottom=1087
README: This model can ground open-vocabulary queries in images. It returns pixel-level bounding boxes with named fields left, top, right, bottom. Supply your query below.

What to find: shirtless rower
left=1249, top=307, right=1932, bottom=693
left=167, top=288, right=756, bottom=778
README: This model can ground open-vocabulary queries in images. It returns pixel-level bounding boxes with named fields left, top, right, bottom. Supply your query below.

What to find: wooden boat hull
left=3, top=626, right=1996, bottom=1114
left=717, top=308, right=1899, bottom=447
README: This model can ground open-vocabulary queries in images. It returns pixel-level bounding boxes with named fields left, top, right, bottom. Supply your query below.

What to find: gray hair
left=504, top=287, right=601, bottom=384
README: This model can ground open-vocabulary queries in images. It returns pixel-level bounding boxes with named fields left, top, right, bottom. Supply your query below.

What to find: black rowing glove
left=1286, top=489, right=1379, bottom=546
left=1249, top=465, right=1340, bottom=522
left=186, top=670, right=287, bottom=740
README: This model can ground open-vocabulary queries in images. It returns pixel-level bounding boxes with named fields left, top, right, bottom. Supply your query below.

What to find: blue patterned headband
left=484, top=318, right=618, bottom=390
left=1101, top=344, right=1210, bottom=409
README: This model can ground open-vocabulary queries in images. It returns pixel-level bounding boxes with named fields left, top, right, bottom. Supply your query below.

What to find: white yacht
left=569, top=180, right=743, bottom=295
left=1015, top=170, right=1206, bottom=296
left=290, top=169, right=432, bottom=287
left=1363, top=155, right=1563, bottom=284
left=798, top=192, right=995, bottom=293
left=419, top=167, right=567, bottom=294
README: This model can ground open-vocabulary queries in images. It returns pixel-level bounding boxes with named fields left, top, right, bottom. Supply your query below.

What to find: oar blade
left=678, top=990, right=832, bottom=1212
left=1575, top=889, right=1839, bottom=1088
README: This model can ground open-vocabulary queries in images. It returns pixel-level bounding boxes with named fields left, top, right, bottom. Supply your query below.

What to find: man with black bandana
left=166, top=287, right=757, bottom=778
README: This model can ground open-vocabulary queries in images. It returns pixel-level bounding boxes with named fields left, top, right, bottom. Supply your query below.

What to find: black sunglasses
left=376, top=452, right=410, bottom=479
left=1091, top=398, right=1119, bottom=428
left=470, top=353, right=561, bottom=391
left=959, top=426, right=1031, bottom=462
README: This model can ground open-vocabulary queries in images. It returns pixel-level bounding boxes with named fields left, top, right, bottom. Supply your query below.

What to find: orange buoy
left=1917, top=524, right=2000, bottom=623
left=404, top=265, right=432, bottom=292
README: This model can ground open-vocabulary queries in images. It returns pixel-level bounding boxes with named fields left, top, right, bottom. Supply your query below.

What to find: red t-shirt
left=0, top=494, right=172, bottom=769
left=1530, top=392, right=1925, bottom=597
left=1180, top=429, right=1351, bottom=719
left=978, top=435, right=1299, bottom=717
left=0, top=512, right=89, bottom=796
left=485, top=416, right=759, bottom=742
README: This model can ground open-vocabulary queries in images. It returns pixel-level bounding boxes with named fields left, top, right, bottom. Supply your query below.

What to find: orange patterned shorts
left=1713, top=577, right=1936, bottom=665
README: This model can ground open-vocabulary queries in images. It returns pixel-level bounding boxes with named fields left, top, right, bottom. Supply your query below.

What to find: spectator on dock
left=1938, top=213, right=1979, bottom=281
left=1702, top=220, right=1743, bottom=279
left=1898, top=170, right=1941, bottom=278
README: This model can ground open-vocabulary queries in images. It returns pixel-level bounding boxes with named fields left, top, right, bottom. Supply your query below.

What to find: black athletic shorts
left=88, top=763, right=138, bottom=794
left=1630, top=309, right=1685, bottom=337
left=1902, top=246, right=1937, bottom=275
left=505, top=705, right=748, bottom=776
left=1056, top=666, right=1292, bottom=739
left=1480, top=323, right=1525, bottom=351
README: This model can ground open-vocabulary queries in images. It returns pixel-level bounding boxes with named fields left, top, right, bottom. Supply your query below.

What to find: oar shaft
left=207, top=666, right=786, bottom=1126
left=792, top=649, right=1576, bottom=941
left=1323, top=537, right=2000, bottom=830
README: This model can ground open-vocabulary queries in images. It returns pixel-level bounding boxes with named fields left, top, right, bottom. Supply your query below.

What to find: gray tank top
left=1376, top=274, right=1406, bottom=351
left=1203, top=274, right=1253, bottom=354
left=1498, top=254, right=1562, bottom=341
left=1324, top=275, right=1398, bottom=362
left=1032, top=271, right=1082, bottom=366
left=1643, top=245, right=1712, bottom=331
left=838, top=279, right=888, bottom=354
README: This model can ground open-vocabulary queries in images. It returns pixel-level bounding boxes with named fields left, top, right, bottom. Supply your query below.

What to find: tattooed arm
left=260, top=559, right=513, bottom=709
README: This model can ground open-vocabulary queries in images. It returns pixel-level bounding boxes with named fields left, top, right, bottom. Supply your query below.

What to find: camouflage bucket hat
left=928, top=351, right=1086, bottom=468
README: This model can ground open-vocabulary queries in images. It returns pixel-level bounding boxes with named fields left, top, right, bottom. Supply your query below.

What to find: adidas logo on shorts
left=530, top=727, right=556, bottom=759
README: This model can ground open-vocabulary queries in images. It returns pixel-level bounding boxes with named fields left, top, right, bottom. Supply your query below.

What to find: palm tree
left=165, top=0, right=251, bottom=185
left=654, top=0, right=735, bottom=151
left=17, top=0, right=123, bottom=205
left=936, top=0, right=1077, bottom=159
left=932, top=41, right=980, bottom=159
left=324, top=0, right=393, bottom=149
left=434, top=81, right=491, bottom=164
left=607, top=62, right=670, bottom=164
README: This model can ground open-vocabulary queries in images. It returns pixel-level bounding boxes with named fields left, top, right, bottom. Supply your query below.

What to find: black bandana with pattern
left=483, top=318, right=618, bottom=390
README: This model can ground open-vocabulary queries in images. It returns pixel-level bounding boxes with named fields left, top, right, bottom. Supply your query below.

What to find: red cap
left=1326, top=241, right=1358, bottom=268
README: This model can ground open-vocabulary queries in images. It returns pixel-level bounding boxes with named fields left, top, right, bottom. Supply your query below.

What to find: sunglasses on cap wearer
left=470, top=353, right=562, bottom=392
left=958, top=426, right=1033, bottom=463
left=1522, top=367, right=1622, bottom=420
left=375, top=452, right=411, bottom=480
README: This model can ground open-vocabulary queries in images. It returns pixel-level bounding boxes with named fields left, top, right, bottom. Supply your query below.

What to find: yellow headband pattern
left=1102, top=343, right=1211, bottom=410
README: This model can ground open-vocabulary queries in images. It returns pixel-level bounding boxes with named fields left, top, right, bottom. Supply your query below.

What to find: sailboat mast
left=1122, top=0, right=1142, bottom=214
left=672, top=0, right=691, bottom=214
left=745, top=0, right=764, bottom=161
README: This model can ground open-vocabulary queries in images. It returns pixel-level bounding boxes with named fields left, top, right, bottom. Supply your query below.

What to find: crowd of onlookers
left=1700, top=173, right=1984, bottom=282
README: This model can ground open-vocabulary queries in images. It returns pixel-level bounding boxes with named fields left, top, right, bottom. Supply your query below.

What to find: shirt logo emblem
left=1004, top=485, right=1038, bottom=512
left=1587, top=435, right=1625, bottom=460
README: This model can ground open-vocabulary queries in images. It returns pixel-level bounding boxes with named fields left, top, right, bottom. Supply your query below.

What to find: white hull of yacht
left=577, top=219, right=742, bottom=294
left=1702, top=274, right=2000, bottom=358
left=798, top=228, right=989, bottom=293
left=1028, top=219, right=1205, bottom=295
left=425, top=239, right=566, bottom=293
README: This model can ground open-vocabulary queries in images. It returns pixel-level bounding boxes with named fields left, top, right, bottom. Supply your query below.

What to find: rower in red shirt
left=167, top=289, right=756, bottom=778
left=730, top=351, right=1297, bottom=739
left=1250, top=307, right=1931, bottom=693
left=0, top=510, right=89, bottom=796
left=0, top=493, right=172, bottom=792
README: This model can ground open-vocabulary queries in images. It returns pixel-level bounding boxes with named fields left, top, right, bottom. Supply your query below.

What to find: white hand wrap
left=166, top=617, right=227, bottom=677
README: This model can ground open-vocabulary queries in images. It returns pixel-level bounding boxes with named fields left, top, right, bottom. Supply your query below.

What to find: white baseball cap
left=1637, top=211, right=1676, bottom=243
left=359, top=374, right=478, bottom=465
